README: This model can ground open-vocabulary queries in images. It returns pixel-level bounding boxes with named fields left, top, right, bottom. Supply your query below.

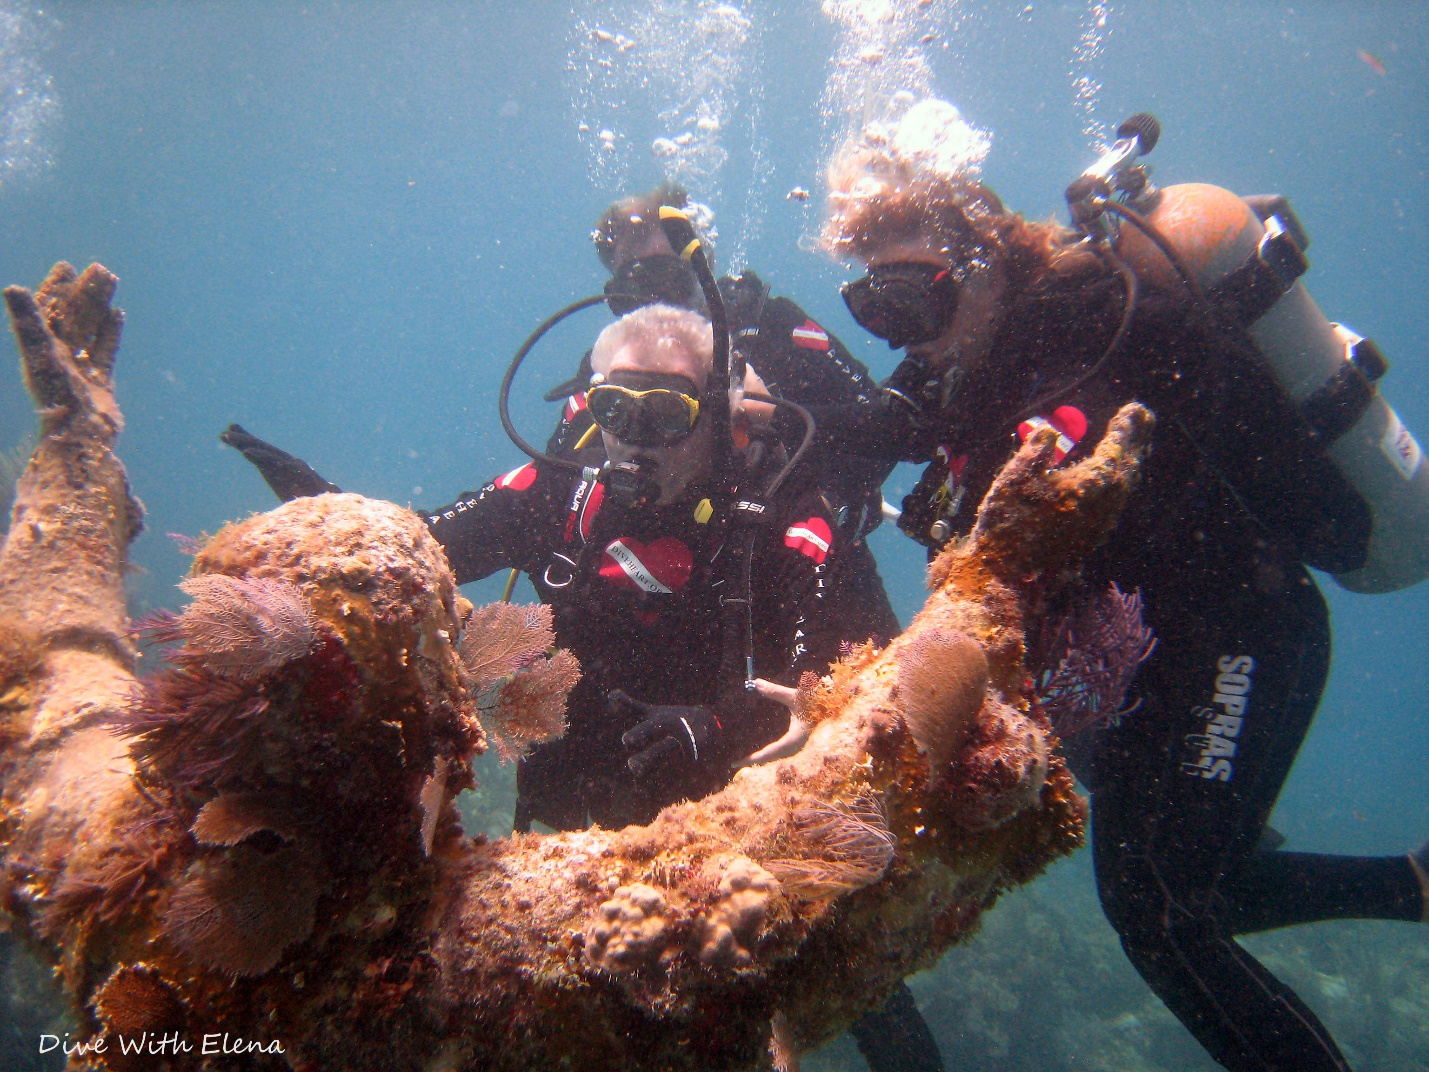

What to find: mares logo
left=1181, top=654, right=1255, bottom=783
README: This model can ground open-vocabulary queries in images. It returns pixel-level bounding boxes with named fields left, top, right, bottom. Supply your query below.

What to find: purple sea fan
left=1037, top=582, right=1156, bottom=737
left=152, top=575, right=314, bottom=682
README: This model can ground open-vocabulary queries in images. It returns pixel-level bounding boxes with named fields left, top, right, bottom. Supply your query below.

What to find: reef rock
left=0, top=263, right=1152, bottom=1071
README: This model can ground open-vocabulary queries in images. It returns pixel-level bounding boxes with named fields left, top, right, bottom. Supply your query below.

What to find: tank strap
left=1301, top=328, right=1389, bottom=447
left=1208, top=214, right=1309, bottom=327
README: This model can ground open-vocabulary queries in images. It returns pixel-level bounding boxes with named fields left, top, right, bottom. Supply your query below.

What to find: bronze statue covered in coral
left=0, top=263, right=1151, bottom=1071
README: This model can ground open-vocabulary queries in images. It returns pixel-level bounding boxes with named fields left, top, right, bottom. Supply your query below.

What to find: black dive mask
left=841, top=262, right=961, bottom=349
left=603, top=255, right=700, bottom=316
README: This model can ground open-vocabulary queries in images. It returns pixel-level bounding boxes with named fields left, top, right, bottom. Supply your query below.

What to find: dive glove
left=611, top=689, right=724, bottom=782
left=220, top=424, right=342, bottom=502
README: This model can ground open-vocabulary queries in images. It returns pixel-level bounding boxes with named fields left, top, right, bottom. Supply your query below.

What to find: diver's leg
left=1112, top=904, right=1350, bottom=1072
left=514, top=743, right=591, bottom=832
left=850, top=982, right=945, bottom=1072
left=1221, top=850, right=1424, bottom=932
left=1090, top=556, right=1352, bottom=1071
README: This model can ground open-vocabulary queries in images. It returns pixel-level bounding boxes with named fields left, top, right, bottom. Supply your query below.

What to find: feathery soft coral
left=1036, top=582, right=1156, bottom=737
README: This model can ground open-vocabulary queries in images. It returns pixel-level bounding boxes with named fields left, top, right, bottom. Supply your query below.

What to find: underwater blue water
left=1, top=3, right=1425, bottom=1068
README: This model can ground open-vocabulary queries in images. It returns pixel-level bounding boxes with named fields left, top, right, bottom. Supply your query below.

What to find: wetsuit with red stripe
left=423, top=452, right=891, bottom=831
left=797, top=254, right=1424, bottom=1072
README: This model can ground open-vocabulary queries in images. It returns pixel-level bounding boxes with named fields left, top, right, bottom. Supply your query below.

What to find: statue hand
left=4, top=262, right=124, bottom=439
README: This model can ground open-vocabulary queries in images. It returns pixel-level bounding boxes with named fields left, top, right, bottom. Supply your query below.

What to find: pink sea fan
left=459, top=603, right=578, bottom=761
left=478, top=649, right=580, bottom=762
left=162, top=841, right=320, bottom=977
left=458, top=602, right=556, bottom=689
left=168, top=575, right=314, bottom=682
left=1036, top=582, right=1156, bottom=737
left=191, top=792, right=300, bottom=847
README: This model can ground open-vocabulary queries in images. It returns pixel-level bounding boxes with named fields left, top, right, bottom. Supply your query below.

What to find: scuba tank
left=1069, top=115, right=1429, bottom=594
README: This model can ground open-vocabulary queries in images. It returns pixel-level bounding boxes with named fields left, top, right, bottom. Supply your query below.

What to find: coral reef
left=0, top=263, right=1154, bottom=1071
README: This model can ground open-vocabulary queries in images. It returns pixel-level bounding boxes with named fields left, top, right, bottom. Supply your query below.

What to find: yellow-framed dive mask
left=585, top=383, right=701, bottom=448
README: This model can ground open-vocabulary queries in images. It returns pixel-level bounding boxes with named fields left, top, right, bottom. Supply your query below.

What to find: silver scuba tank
left=1117, top=182, right=1428, bottom=593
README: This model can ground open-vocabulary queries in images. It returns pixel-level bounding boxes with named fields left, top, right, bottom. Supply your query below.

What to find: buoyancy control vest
left=1115, top=183, right=1427, bottom=593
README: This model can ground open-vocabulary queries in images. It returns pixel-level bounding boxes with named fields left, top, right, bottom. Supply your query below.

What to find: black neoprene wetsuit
left=798, top=252, right=1426, bottom=1072
left=423, top=449, right=897, bottom=831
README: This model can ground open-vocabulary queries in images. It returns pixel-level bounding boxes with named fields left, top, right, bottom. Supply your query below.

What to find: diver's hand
left=220, top=424, right=342, bottom=502
left=612, top=689, right=724, bottom=782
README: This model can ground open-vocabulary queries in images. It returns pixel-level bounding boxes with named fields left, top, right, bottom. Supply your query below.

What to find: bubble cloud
left=0, top=3, right=58, bottom=191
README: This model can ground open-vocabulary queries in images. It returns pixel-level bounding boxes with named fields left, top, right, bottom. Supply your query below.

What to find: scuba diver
left=542, top=183, right=900, bottom=632
left=222, top=205, right=946, bottom=1072
left=418, top=302, right=869, bottom=827
left=794, top=100, right=1429, bottom=1072
left=227, top=298, right=871, bottom=825
left=560, top=182, right=892, bottom=529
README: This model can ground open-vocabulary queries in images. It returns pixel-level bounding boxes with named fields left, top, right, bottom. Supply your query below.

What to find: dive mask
left=841, top=262, right=961, bottom=349
left=603, top=255, right=700, bottom=316
left=586, top=383, right=701, bottom=448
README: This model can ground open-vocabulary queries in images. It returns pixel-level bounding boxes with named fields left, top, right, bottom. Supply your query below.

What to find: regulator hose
left=497, top=294, right=608, bottom=472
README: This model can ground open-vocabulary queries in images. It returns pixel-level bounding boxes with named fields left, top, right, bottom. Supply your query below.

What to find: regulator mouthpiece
left=604, top=459, right=660, bottom=507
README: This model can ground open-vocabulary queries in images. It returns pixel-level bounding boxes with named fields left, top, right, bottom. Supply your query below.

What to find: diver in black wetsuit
left=801, top=109, right=1429, bottom=1072
left=555, top=183, right=900, bottom=631
left=222, top=216, right=946, bottom=1071
left=429, top=303, right=886, bottom=828
left=228, top=304, right=873, bottom=824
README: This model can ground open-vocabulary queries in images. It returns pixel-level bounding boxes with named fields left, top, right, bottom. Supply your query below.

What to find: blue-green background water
left=0, top=3, right=1425, bottom=1069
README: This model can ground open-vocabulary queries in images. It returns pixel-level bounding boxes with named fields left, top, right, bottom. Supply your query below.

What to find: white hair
left=590, top=304, right=714, bottom=383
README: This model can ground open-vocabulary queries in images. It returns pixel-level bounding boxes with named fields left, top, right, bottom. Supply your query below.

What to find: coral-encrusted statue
left=0, top=263, right=1152, bottom=1071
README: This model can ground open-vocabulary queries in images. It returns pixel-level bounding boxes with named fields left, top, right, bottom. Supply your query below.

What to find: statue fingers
left=48, top=263, right=120, bottom=357
left=5, top=284, right=80, bottom=415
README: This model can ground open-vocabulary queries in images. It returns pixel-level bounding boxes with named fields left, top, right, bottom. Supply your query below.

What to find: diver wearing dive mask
left=840, top=262, right=962, bottom=349
left=587, top=369, right=706, bottom=508
left=570, top=184, right=898, bottom=547
left=585, top=379, right=701, bottom=448
left=602, top=255, right=700, bottom=316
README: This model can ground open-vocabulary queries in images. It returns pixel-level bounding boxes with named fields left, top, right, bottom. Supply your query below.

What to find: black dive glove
left=611, top=689, right=725, bottom=783
left=220, top=424, right=342, bottom=502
